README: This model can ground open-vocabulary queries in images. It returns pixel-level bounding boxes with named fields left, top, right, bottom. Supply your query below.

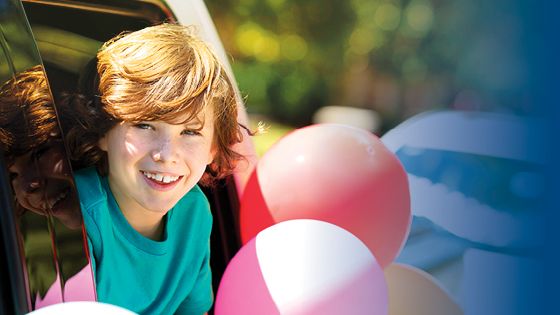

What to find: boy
left=63, top=24, right=246, bottom=314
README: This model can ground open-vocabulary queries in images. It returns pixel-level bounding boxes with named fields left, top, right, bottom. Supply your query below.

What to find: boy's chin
left=144, top=203, right=177, bottom=214
left=142, top=198, right=183, bottom=214
left=141, top=186, right=196, bottom=213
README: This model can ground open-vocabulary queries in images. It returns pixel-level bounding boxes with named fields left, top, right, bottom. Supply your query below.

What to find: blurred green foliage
left=206, top=0, right=532, bottom=131
left=207, top=0, right=355, bottom=126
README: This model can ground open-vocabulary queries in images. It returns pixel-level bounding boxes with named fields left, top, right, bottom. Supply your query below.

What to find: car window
left=0, top=0, right=94, bottom=312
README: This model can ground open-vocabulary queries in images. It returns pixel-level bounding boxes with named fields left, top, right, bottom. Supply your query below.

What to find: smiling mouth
left=141, top=170, right=184, bottom=191
left=140, top=171, right=185, bottom=192
left=141, top=171, right=182, bottom=184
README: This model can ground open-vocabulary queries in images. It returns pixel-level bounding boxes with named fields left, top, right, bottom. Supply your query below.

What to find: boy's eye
left=181, top=129, right=201, bottom=136
left=134, top=123, right=154, bottom=130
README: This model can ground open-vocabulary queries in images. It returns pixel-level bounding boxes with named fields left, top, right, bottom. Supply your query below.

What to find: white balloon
left=216, top=219, right=388, bottom=315
left=27, top=301, right=137, bottom=315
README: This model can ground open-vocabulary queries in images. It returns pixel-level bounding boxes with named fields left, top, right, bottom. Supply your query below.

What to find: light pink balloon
left=240, top=124, right=411, bottom=268
left=216, top=219, right=388, bottom=315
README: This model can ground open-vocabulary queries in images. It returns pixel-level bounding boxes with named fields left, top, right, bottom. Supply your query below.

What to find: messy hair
left=0, top=65, right=59, bottom=156
left=64, top=23, right=245, bottom=186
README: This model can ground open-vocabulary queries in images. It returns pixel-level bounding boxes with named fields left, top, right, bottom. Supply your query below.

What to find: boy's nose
left=151, top=151, right=162, bottom=162
left=23, top=177, right=41, bottom=193
left=151, top=139, right=179, bottom=163
left=21, top=167, right=42, bottom=193
left=25, top=178, right=41, bottom=193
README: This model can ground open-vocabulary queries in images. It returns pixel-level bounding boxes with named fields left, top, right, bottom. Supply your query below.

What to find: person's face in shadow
left=8, top=136, right=81, bottom=229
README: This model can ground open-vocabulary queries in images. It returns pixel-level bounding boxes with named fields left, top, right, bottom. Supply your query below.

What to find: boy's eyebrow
left=182, top=121, right=205, bottom=130
left=180, top=116, right=205, bottom=129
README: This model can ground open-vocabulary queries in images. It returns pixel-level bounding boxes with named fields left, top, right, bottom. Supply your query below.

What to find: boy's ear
left=98, top=135, right=108, bottom=152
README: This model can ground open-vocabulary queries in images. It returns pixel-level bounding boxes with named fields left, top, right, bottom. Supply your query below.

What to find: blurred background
left=205, top=0, right=538, bottom=155
left=1, top=0, right=554, bottom=313
left=205, top=1, right=546, bottom=314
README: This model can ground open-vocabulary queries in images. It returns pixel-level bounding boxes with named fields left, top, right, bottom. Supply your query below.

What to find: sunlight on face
left=99, top=106, right=216, bottom=218
left=125, top=137, right=139, bottom=156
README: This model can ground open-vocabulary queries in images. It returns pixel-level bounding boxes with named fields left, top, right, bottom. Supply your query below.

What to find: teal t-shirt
left=74, top=167, right=213, bottom=314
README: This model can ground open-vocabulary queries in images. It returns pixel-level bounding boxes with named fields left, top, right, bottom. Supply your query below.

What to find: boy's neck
left=106, top=175, right=167, bottom=241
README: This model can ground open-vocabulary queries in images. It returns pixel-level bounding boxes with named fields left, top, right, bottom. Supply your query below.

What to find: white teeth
left=142, top=171, right=179, bottom=184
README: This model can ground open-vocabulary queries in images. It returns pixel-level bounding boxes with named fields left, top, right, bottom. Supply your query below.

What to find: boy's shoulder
left=186, top=184, right=206, bottom=199
left=73, top=167, right=106, bottom=210
left=175, top=185, right=212, bottom=223
left=177, top=184, right=205, bottom=202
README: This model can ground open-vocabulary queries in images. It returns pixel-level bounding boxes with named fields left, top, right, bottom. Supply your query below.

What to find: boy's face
left=99, top=106, right=215, bottom=217
left=8, top=138, right=82, bottom=229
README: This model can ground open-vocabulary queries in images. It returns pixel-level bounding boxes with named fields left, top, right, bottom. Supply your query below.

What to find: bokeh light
left=404, top=0, right=434, bottom=37
left=374, top=3, right=402, bottom=31
left=280, top=34, right=308, bottom=61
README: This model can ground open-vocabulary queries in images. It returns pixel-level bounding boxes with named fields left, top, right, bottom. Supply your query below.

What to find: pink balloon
left=240, top=124, right=411, bottom=267
left=215, top=219, right=388, bottom=315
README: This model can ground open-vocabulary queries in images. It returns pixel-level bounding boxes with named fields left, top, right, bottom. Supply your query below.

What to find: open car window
left=0, top=0, right=94, bottom=312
